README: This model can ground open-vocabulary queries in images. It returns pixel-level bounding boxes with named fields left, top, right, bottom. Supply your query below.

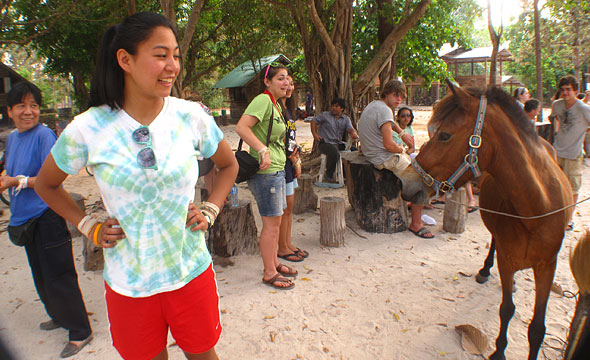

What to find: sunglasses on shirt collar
left=132, top=126, right=158, bottom=170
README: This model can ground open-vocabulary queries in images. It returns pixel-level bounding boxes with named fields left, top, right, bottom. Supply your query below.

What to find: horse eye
left=438, top=132, right=451, bottom=142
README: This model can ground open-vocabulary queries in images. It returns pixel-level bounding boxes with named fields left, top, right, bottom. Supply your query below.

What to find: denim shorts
left=286, top=178, right=298, bottom=197
left=247, top=171, right=287, bottom=217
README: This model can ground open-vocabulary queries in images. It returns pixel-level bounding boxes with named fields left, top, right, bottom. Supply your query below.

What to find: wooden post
left=319, top=197, right=346, bottom=247
left=69, top=194, right=105, bottom=272
left=443, top=187, right=467, bottom=233
left=208, top=200, right=258, bottom=257
left=293, top=174, right=318, bottom=214
left=341, top=152, right=408, bottom=233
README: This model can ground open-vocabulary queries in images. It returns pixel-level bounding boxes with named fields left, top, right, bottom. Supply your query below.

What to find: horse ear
left=445, top=78, right=471, bottom=108
left=445, top=78, right=459, bottom=96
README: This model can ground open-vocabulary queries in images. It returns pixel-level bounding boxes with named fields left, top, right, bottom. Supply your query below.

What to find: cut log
left=293, top=174, right=318, bottom=214
left=320, top=196, right=346, bottom=247
left=208, top=200, right=258, bottom=257
left=70, top=195, right=106, bottom=272
left=66, top=193, right=86, bottom=238
left=443, top=187, right=467, bottom=234
left=341, top=152, right=408, bottom=233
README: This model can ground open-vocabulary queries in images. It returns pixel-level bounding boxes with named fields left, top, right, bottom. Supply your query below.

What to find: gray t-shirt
left=313, top=111, right=353, bottom=145
left=551, top=99, right=590, bottom=159
left=358, top=100, right=395, bottom=166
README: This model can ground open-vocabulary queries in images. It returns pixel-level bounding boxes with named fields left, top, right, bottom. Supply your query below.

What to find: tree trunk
left=127, top=0, right=136, bottom=15
left=72, top=71, right=89, bottom=109
left=269, top=0, right=430, bottom=125
left=486, top=0, right=502, bottom=86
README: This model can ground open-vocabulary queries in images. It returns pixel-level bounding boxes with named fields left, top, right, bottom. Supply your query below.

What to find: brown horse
left=399, top=83, right=573, bottom=360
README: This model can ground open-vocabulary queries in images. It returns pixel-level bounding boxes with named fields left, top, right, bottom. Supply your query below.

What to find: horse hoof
left=476, top=273, right=489, bottom=284
left=489, top=352, right=506, bottom=360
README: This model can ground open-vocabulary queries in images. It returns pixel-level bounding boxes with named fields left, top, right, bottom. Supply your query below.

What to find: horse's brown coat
left=401, top=85, right=573, bottom=360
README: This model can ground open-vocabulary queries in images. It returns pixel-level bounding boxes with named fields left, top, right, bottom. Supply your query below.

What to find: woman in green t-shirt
left=236, top=64, right=297, bottom=290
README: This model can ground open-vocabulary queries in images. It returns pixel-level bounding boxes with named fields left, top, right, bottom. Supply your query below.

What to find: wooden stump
left=443, top=187, right=467, bottom=233
left=82, top=198, right=106, bottom=272
left=320, top=197, right=346, bottom=247
left=293, top=174, right=318, bottom=214
left=66, top=193, right=86, bottom=238
left=341, top=152, right=408, bottom=233
left=208, top=200, right=258, bottom=257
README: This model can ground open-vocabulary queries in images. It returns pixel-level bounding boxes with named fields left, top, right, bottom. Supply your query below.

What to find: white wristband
left=77, top=215, right=99, bottom=239
left=257, top=147, right=269, bottom=158
left=13, top=175, right=29, bottom=196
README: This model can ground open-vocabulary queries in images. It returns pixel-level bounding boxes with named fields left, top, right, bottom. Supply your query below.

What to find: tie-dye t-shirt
left=51, top=97, right=223, bottom=297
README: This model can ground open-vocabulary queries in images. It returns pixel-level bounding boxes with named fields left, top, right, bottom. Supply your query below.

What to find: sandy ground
left=0, top=108, right=587, bottom=360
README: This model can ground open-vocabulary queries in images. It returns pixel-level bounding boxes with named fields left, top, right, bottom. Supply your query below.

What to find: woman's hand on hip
left=186, top=202, right=208, bottom=232
left=100, top=218, right=126, bottom=248
left=259, top=152, right=271, bottom=171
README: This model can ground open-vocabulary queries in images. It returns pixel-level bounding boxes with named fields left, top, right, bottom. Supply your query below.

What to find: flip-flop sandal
left=263, top=273, right=295, bottom=290
left=278, top=252, right=304, bottom=262
left=276, top=263, right=298, bottom=277
left=431, top=199, right=445, bottom=205
left=295, top=248, right=309, bottom=258
left=468, top=207, right=478, bottom=213
left=409, top=227, right=435, bottom=239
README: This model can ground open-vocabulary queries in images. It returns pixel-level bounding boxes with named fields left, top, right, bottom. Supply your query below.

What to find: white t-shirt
left=551, top=99, right=590, bottom=159
left=52, top=97, right=223, bottom=297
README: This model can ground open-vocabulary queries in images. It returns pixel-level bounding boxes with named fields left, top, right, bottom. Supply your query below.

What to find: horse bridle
left=411, top=95, right=488, bottom=195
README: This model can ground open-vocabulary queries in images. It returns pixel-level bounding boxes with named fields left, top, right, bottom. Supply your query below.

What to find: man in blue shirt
left=311, top=98, right=359, bottom=182
left=1, top=82, right=92, bottom=358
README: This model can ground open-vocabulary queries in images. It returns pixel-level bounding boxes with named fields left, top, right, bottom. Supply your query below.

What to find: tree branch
left=306, top=0, right=338, bottom=59
left=353, top=0, right=431, bottom=97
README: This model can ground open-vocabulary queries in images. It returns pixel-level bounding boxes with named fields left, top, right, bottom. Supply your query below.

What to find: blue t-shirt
left=6, top=124, right=56, bottom=226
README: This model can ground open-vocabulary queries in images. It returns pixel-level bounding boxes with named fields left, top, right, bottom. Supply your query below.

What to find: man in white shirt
left=550, top=75, right=590, bottom=230
left=358, top=80, right=433, bottom=239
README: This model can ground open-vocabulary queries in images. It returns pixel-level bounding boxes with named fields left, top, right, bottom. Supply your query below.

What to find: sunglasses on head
left=264, top=62, right=282, bottom=78
left=132, top=126, right=158, bottom=170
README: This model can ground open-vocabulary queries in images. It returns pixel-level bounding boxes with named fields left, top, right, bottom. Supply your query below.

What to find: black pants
left=24, top=208, right=92, bottom=341
left=318, top=142, right=346, bottom=179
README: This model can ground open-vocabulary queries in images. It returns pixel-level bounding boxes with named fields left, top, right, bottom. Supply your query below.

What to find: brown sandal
left=276, top=263, right=298, bottom=277
left=262, top=273, right=295, bottom=290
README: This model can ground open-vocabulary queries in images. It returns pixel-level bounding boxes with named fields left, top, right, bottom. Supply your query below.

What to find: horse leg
left=527, top=262, right=556, bottom=360
left=476, top=237, right=495, bottom=284
left=490, top=258, right=516, bottom=360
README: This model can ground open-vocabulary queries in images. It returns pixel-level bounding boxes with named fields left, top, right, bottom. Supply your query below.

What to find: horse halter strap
left=412, top=95, right=488, bottom=194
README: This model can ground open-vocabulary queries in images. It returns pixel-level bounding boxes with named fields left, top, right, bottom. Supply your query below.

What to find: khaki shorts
left=375, top=153, right=411, bottom=176
left=557, top=157, right=583, bottom=195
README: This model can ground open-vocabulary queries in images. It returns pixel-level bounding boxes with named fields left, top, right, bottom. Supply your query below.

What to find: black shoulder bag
left=8, top=217, right=39, bottom=246
left=235, top=107, right=274, bottom=183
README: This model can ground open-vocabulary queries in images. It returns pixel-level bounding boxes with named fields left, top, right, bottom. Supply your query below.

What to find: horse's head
left=400, top=81, right=498, bottom=203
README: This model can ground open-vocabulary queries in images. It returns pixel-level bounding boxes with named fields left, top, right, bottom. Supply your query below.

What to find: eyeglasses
left=564, top=111, right=569, bottom=125
left=132, top=126, right=158, bottom=170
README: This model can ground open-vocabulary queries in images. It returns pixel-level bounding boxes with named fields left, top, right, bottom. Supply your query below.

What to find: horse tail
left=565, top=228, right=590, bottom=360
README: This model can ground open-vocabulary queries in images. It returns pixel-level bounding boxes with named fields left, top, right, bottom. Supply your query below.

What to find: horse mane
left=431, top=86, right=540, bottom=143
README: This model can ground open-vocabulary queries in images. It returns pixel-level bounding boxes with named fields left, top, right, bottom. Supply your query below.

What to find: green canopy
left=212, top=54, right=291, bottom=89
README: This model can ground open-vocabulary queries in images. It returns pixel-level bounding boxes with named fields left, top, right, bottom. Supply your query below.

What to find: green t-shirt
left=244, top=93, right=287, bottom=173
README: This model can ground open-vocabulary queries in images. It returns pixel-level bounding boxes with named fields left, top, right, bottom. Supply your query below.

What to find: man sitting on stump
left=357, top=79, right=434, bottom=239
left=311, top=98, right=359, bottom=182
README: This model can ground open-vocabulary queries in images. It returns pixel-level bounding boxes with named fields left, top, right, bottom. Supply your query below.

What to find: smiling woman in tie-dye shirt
left=35, top=12, right=237, bottom=360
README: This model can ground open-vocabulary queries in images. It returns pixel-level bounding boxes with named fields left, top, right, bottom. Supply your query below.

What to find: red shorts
left=105, top=264, right=222, bottom=360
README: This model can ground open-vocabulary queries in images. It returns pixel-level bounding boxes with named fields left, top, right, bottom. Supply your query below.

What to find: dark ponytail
left=88, top=12, right=178, bottom=110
